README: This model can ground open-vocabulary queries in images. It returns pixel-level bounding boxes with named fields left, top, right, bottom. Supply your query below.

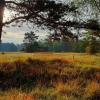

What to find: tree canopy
left=0, top=0, right=100, bottom=42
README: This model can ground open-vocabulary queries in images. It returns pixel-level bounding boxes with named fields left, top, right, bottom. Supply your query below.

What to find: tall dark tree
left=23, top=31, right=39, bottom=52
left=0, top=0, right=5, bottom=42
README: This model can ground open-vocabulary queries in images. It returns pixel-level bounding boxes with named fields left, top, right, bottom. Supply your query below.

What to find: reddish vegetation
left=0, top=58, right=100, bottom=99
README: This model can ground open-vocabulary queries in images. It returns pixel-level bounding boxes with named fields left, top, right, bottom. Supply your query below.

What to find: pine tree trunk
left=0, top=0, right=5, bottom=43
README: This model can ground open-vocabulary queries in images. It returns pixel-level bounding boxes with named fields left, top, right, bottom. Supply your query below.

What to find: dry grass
left=0, top=52, right=100, bottom=69
left=0, top=52, right=100, bottom=100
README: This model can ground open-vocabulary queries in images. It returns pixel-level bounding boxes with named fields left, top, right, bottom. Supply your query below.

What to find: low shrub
left=85, top=46, right=96, bottom=54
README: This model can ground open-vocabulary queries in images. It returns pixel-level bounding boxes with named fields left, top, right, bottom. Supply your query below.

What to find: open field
left=0, top=52, right=100, bottom=100
left=0, top=52, right=100, bottom=69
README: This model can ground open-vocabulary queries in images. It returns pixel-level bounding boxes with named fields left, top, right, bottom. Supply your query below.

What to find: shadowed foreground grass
left=0, top=53, right=100, bottom=100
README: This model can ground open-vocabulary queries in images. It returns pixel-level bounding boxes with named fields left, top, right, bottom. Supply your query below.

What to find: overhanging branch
left=4, top=0, right=100, bottom=31
left=3, top=16, right=27, bottom=26
left=5, top=1, right=22, bottom=6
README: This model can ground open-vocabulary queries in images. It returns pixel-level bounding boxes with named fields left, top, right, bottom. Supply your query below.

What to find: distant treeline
left=0, top=40, right=100, bottom=53
left=23, top=40, right=100, bottom=53
left=0, top=43, right=22, bottom=52
left=22, top=31, right=100, bottom=54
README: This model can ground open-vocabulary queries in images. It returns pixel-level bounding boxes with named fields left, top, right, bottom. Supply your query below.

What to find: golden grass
left=84, top=80, right=100, bottom=97
left=0, top=52, right=100, bottom=69
left=0, top=52, right=100, bottom=100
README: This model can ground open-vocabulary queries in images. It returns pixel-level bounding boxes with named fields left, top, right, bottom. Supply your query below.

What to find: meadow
left=0, top=52, right=100, bottom=100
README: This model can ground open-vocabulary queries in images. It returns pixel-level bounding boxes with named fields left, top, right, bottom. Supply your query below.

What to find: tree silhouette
left=0, top=0, right=100, bottom=42
left=23, top=31, right=39, bottom=52
left=0, top=0, right=5, bottom=42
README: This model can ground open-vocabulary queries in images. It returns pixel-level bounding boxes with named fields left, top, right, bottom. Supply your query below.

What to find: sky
left=2, top=9, right=48, bottom=44
left=2, top=9, right=24, bottom=44
left=2, top=26, right=48, bottom=44
left=2, top=27, right=48, bottom=44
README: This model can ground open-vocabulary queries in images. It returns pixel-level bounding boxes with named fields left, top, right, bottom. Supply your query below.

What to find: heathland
left=0, top=52, right=100, bottom=100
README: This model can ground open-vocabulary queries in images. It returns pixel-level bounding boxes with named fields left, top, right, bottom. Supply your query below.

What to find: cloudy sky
left=2, top=9, right=48, bottom=44
left=2, top=25, right=48, bottom=44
